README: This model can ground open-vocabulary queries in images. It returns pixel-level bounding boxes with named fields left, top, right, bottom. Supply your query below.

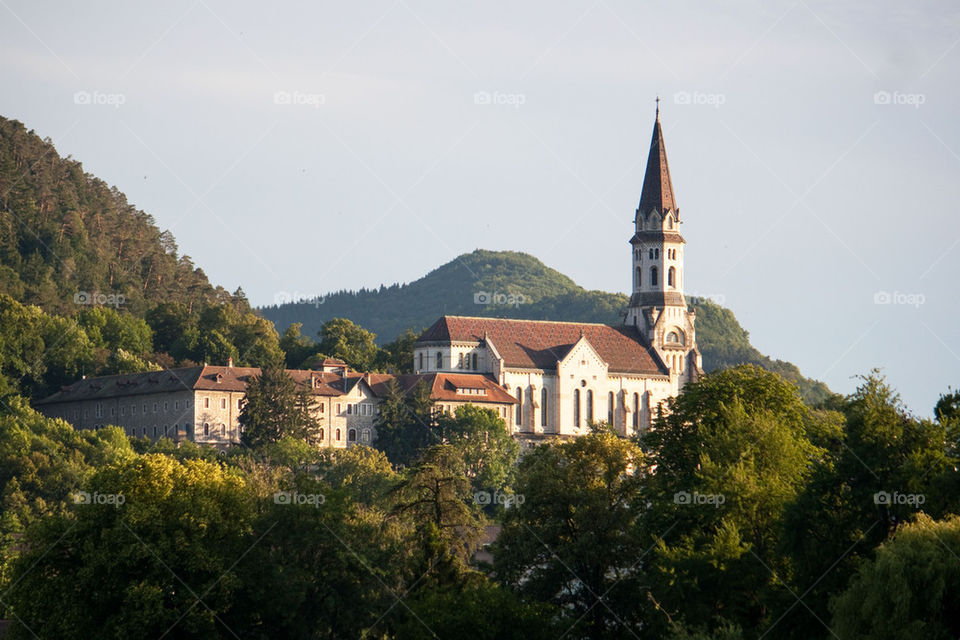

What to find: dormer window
left=215, top=373, right=223, bottom=383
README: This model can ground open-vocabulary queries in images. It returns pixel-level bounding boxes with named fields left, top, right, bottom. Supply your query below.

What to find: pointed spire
left=638, top=103, right=676, bottom=215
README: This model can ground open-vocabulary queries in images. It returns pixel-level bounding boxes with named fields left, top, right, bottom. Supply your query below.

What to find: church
left=412, top=106, right=702, bottom=441
left=37, top=108, right=700, bottom=448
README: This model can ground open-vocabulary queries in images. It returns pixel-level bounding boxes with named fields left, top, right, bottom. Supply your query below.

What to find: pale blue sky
left=2, top=1, right=958, bottom=415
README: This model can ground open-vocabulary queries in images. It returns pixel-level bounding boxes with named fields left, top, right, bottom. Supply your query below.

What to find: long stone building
left=37, top=107, right=699, bottom=448
left=36, top=358, right=519, bottom=450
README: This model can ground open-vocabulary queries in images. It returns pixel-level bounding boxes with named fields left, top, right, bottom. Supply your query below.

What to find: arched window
left=203, top=423, right=209, bottom=436
left=472, top=353, right=478, bottom=370
left=573, top=389, right=581, bottom=427
left=666, top=331, right=679, bottom=343
left=515, top=388, right=522, bottom=426
left=335, top=428, right=341, bottom=441
left=608, top=391, right=614, bottom=425
left=348, top=429, right=356, bottom=442
left=636, top=266, right=641, bottom=288
left=319, top=428, right=325, bottom=440
left=648, top=248, right=653, bottom=259
left=435, top=352, right=443, bottom=369
left=528, top=387, right=536, bottom=426
left=633, top=393, right=640, bottom=430
left=541, top=388, right=548, bottom=427
left=666, top=216, right=673, bottom=229
left=668, top=266, right=676, bottom=288
left=418, top=353, right=424, bottom=370
left=458, top=353, right=464, bottom=369
left=586, top=390, right=594, bottom=423
left=650, top=267, right=658, bottom=286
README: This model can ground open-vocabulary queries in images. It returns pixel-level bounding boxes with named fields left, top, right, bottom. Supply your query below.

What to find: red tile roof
left=373, top=372, right=519, bottom=405
left=418, top=316, right=668, bottom=376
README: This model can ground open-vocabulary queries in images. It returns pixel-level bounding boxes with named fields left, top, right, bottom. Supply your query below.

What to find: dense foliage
left=1, top=366, right=959, bottom=638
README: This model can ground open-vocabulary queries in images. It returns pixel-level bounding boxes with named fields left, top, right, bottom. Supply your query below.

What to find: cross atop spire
left=637, top=105, right=676, bottom=215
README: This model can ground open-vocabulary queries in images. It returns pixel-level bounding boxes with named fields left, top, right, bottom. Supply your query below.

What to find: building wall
left=38, top=389, right=202, bottom=443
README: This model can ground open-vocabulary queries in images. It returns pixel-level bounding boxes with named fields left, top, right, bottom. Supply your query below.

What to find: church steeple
left=637, top=103, right=677, bottom=217
left=625, top=104, right=702, bottom=385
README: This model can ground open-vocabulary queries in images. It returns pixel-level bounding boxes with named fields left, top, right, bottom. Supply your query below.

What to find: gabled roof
left=417, top=316, right=668, bottom=376
left=637, top=109, right=677, bottom=216
left=37, top=366, right=396, bottom=404
left=373, top=372, right=519, bottom=405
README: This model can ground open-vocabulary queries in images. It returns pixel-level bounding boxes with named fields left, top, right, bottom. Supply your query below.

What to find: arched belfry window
left=435, top=352, right=443, bottom=369
left=666, top=216, right=673, bottom=229
left=651, top=266, right=658, bottom=286
left=668, top=266, right=676, bottom=288
left=636, top=266, right=642, bottom=288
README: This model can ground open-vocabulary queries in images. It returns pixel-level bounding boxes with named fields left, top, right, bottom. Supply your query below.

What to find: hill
left=260, top=250, right=833, bottom=405
left=0, top=116, right=226, bottom=315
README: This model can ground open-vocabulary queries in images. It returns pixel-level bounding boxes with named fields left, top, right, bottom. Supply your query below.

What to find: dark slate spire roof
left=638, top=106, right=677, bottom=215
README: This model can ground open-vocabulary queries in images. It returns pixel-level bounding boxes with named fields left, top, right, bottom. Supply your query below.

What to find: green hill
left=260, top=250, right=833, bottom=405
left=0, top=116, right=226, bottom=315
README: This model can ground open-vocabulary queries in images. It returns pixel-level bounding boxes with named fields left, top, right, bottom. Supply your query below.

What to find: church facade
left=412, top=108, right=702, bottom=441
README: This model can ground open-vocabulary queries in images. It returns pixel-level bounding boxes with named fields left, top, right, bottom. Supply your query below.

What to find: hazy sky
left=2, top=1, right=958, bottom=414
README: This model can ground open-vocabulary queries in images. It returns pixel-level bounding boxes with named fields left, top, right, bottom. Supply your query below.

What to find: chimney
left=227, top=357, right=234, bottom=368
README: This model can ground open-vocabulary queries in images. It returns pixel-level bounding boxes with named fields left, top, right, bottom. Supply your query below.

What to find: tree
left=5, top=454, right=255, bottom=639
left=781, top=372, right=957, bottom=638
left=831, top=514, right=960, bottom=639
left=317, top=317, right=379, bottom=372
left=375, top=328, right=419, bottom=373
left=494, top=431, right=647, bottom=639
left=391, top=445, right=485, bottom=588
left=278, top=322, right=316, bottom=368
left=641, top=365, right=831, bottom=638
left=374, top=379, right=436, bottom=467
left=239, top=363, right=320, bottom=448
left=436, top=404, right=520, bottom=498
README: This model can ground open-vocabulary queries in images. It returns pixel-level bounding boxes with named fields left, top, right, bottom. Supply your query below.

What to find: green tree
left=831, top=514, right=960, bottom=639
left=375, top=379, right=436, bottom=467
left=641, top=365, right=830, bottom=638
left=781, top=372, right=956, bottom=638
left=239, top=363, right=320, bottom=448
left=317, top=317, right=380, bottom=371
left=392, top=445, right=485, bottom=588
left=278, top=322, right=316, bottom=368
left=437, top=404, right=519, bottom=498
left=374, top=328, right=419, bottom=373
left=494, top=431, right=647, bottom=639
left=5, top=454, right=255, bottom=639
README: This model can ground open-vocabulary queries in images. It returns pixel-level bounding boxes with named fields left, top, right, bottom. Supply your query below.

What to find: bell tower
left=625, top=102, right=702, bottom=385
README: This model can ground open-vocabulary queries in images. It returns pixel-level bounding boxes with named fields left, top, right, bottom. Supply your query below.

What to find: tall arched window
left=435, top=352, right=443, bottom=369
left=650, top=266, right=658, bottom=286
left=335, top=428, right=341, bottom=441
left=203, top=423, right=209, bottom=436
left=528, top=387, right=536, bottom=426
left=348, top=429, right=356, bottom=442
left=573, top=389, right=581, bottom=427
left=418, top=353, right=424, bottom=370
left=472, top=353, right=478, bottom=370
left=633, top=393, right=640, bottom=430
left=458, top=353, right=464, bottom=369
left=608, top=391, right=614, bottom=425
left=515, top=388, right=523, bottom=426
left=586, top=390, right=594, bottom=423
left=319, top=428, right=325, bottom=440
left=541, top=388, right=548, bottom=427
left=668, top=266, right=676, bottom=288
